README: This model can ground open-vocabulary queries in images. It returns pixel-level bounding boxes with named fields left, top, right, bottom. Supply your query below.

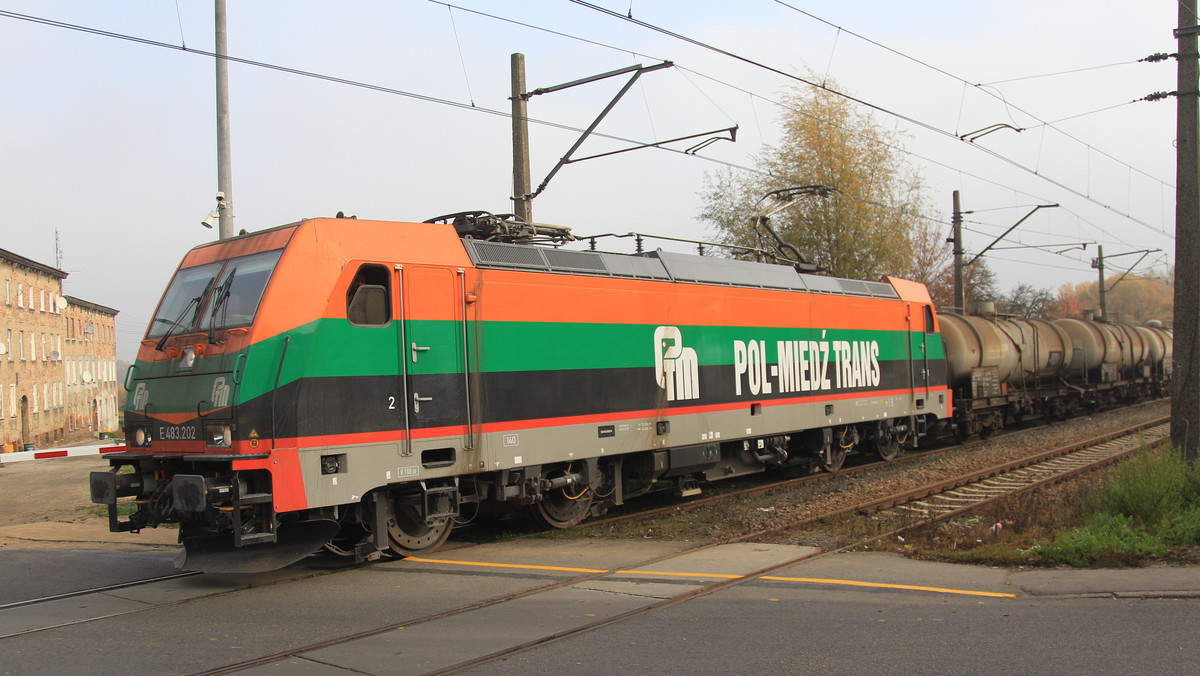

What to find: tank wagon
left=938, top=304, right=1172, bottom=438
left=91, top=213, right=950, bottom=572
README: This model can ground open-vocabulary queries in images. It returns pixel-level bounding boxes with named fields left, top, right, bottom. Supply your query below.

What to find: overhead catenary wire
left=0, top=7, right=1171, bottom=267
left=0, top=8, right=949, bottom=232
left=769, top=0, right=1172, bottom=189
left=566, top=0, right=1174, bottom=240
left=977, top=59, right=1143, bottom=86
left=425, top=0, right=1168, bottom=250
left=445, top=4, right=476, bottom=107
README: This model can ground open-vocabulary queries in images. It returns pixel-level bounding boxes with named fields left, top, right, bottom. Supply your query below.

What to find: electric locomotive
left=91, top=212, right=950, bottom=572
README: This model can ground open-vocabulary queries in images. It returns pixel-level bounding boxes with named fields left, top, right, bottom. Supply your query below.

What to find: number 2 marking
left=388, top=396, right=396, bottom=410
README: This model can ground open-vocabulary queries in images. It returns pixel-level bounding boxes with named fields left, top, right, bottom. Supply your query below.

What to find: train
left=88, top=212, right=1171, bottom=572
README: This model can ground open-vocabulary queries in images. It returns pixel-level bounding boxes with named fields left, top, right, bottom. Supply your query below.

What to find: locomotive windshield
left=147, top=249, right=283, bottom=339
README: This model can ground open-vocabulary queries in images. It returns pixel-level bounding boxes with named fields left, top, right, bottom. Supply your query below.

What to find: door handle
left=413, top=392, right=433, bottom=413
left=411, top=343, right=430, bottom=362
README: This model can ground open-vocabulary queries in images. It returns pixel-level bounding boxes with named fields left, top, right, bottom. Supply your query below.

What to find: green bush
left=1096, top=447, right=1190, bottom=527
left=1037, top=446, right=1200, bottom=565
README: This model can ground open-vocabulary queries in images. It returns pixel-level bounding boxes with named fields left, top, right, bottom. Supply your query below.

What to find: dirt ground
left=0, top=454, right=178, bottom=550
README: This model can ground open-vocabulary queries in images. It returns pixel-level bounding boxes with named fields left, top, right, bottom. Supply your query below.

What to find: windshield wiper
left=207, top=269, right=236, bottom=344
left=155, top=277, right=216, bottom=352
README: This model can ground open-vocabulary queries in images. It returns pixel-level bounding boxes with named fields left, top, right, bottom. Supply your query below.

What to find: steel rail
left=0, top=571, right=200, bottom=612
left=740, top=416, right=1169, bottom=542
left=189, top=412, right=1168, bottom=675
left=422, top=418, right=1174, bottom=675
left=580, top=402, right=1168, bottom=532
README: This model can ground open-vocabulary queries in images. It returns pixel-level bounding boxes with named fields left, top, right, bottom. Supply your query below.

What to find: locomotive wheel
left=873, top=435, right=900, bottom=461
left=872, top=422, right=901, bottom=461
left=532, top=486, right=594, bottom=529
left=386, top=503, right=453, bottom=557
left=819, top=445, right=847, bottom=472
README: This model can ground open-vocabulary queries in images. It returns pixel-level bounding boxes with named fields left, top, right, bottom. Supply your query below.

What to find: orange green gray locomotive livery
left=92, top=215, right=950, bottom=572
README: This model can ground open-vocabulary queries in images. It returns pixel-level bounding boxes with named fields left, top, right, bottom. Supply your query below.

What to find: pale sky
left=0, top=1, right=1181, bottom=361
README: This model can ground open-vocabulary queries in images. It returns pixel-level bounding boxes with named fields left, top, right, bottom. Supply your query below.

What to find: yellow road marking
left=404, top=557, right=607, bottom=574
left=761, top=575, right=1016, bottom=598
left=615, top=570, right=743, bottom=579
left=403, top=558, right=1014, bottom=597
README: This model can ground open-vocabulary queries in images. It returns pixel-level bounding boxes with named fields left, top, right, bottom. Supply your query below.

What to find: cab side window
left=347, top=264, right=391, bottom=326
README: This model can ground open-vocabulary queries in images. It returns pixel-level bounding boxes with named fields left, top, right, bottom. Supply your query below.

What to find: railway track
left=0, top=571, right=205, bottom=640
left=182, top=414, right=1168, bottom=675
left=575, top=401, right=1169, bottom=535
left=745, top=417, right=1171, bottom=545
left=0, top=571, right=199, bottom=613
left=889, top=423, right=1170, bottom=523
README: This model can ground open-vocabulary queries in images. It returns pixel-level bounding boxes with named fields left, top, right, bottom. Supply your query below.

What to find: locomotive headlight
left=205, top=423, right=232, bottom=448
left=127, top=426, right=152, bottom=447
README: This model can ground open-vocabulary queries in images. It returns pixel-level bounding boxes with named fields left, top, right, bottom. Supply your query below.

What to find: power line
left=2, top=7, right=1170, bottom=266
left=428, top=1, right=1166, bottom=250
left=0, top=8, right=948, bottom=234
left=567, top=1, right=1174, bottom=241
left=770, top=0, right=1173, bottom=189
left=978, top=60, right=1142, bottom=86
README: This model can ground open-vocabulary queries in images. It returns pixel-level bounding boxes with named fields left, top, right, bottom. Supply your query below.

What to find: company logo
left=654, top=326, right=699, bottom=401
left=211, top=377, right=231, bottom=408
left=131, top=383, right=149, bottom=411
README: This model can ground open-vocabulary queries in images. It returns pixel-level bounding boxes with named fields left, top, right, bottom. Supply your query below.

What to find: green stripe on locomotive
left=125, top=316, right=945, bottom=415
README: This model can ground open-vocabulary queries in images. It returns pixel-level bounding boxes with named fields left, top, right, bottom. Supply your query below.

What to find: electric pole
left=1095, top=245, right=1106, bottom=320
left=952, top=190, right=964, bottom=313
left=511, top=53, right=532, bottom=223
left=215, top=0, right=234, bottom=240
left=1174, top=0, right=1200, bottom=462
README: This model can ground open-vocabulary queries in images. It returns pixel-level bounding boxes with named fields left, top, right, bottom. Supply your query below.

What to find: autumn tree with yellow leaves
left=698, top=81, right=930, bottom=282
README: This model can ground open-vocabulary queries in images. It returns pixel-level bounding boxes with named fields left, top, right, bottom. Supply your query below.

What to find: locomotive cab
left=93, top=219, right=480, bottom=572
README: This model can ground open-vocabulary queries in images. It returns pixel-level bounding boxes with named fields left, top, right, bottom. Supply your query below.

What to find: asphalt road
left=0, top=540, right=1197, bottom=675
left=466, top=585, right=1199, bottom=675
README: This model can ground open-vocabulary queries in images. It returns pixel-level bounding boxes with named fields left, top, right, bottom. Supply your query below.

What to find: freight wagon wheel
left=952, top=422, right=971, bottom=444
left=386, top=503, right=453, bottom=557
left=532, top=485, right=594, bottom=529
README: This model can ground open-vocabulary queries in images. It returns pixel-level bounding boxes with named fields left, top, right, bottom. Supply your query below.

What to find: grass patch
left=83, top=500, right=139, bottom=518
left=1033, top=445, right=1200, bottom=566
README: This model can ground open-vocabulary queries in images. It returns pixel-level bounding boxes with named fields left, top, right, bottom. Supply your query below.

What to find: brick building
left=1, top=247, right=119, bottom=451
left=63, top=296, right=120, bottom=441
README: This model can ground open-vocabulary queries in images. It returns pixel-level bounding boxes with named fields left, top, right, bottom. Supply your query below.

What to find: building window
left=32, top=384, right=38, bottom=413
left=39, top=289, right=45, bottom=312
left=8, top=385, right=14, bottom=418
left=43, top=383, right=48, bottom=411
left=5, top=329, right=10, bottom=361
left=18, top=332, right=24, bottom=361
left=4, top=279, right=9, bottom=305
left=41, top=334, right=47, bottom=361
left=17, top=282, right=23, bottom=308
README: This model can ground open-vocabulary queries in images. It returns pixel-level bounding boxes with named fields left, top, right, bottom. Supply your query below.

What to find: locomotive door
left=399, top=265, right=470, bottom=455
left=910, top=304, right=934, bottom=404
